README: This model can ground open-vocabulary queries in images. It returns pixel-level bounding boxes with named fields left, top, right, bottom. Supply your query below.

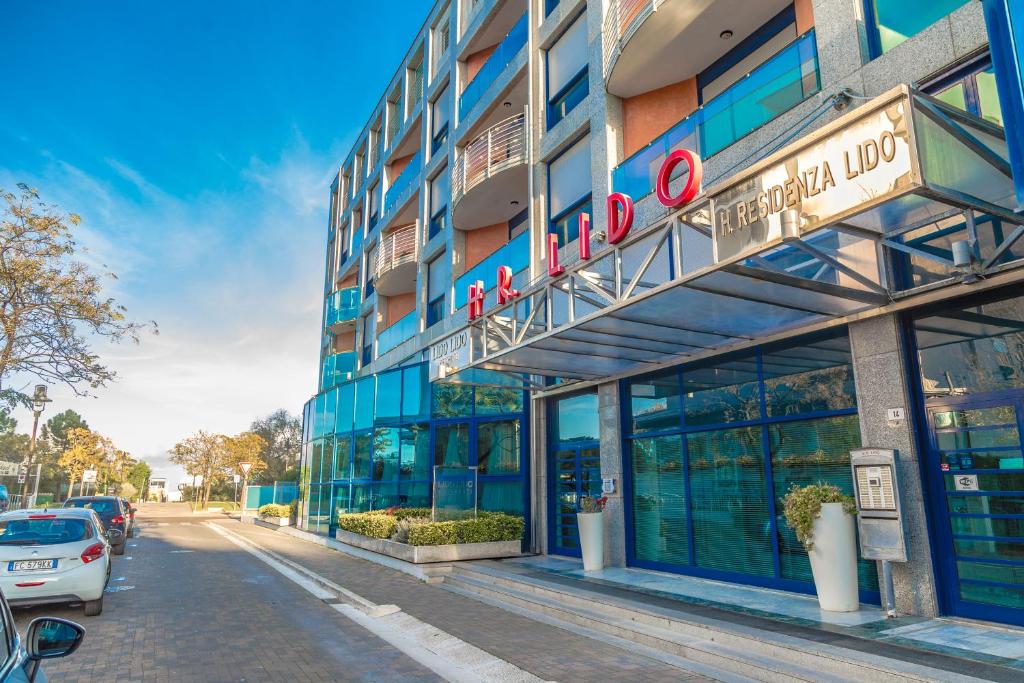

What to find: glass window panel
left=432, top=85, right=450, bottom=136
left=477, top=420, right=521, bottom=474
left=914, top=298, right=1024, bottom=397
left=355, top=377, right=376, bottom=430
left=375, top=370, right=402, bottom=423
left=434, top=423, right=470, bottom=468
left=428, top=253, right=449, bottom=300
left=334, top=435, right=352, bottom=480
left=403, top=365, right=430, bottom=421
left=370, top=483, right=401, bottom=510
left=479, top=480, right=524, bottom=515
left=475, top=385, right=524, bottom=415
left=687, top=426, right=774, bottom=577
left=401, top=424, right=431, bottom=481
left=430, top=167, right=450, bottom=213
left=350, top=484, right=372, bottom=512
left=871, top=0, right=970, bottom=53
left=314, top=392, right=327, bottom=438
left=934, top=82, right=967, bottom=112
left=336, top=382, right=354, bottom=433
left=953, top=538, right=1024, bottom=561
left=939, top=449, right=1023, bottom=471
left=763, top=335, right=856, bottom=416
left=324, top=389, right=338, bottom=438
left=333, top=483, right=352, bottom=517
left=310, top=440, right=324, bottom=483
left=959, top=581, right=1024, bottom=610
left=353, top=433, right=373, bottom=480
left=683, top=356, right=761, bottom=426
left=373, top=428, right=401, bottom=482
left=548, top=16, right=587, bottom=97
left=630, top=371, right=681, bottom=433
left=948, top=494, right=1024, bottom=516
left=632, top=436, right=689, bottom=566
left=555, top=392, right=599, bottom=443
left=401, top=481, right=431, bottom=508
left=950, top=516, right=1024, bottom=538
left=549, top=135, right=591, bottom=217
left=432, top=382, right=473, bottom=417
left=976, top=69, right=1003, bottom=127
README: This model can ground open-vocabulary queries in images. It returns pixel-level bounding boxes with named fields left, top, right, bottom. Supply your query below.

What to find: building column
left=530, top=394, right=549, bottom=555
left=848, top=314, right=939, bottom=616
left=598, top=381, right=627, bottom=567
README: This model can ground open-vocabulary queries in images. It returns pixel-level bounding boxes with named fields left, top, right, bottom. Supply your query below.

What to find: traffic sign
left=233, top=474, right=240, bottom=483
left=82, top=469, right=98, bottom=483
left=17, top=474, right=26, bottom=484
left=239, top=462, right=253, bottom=475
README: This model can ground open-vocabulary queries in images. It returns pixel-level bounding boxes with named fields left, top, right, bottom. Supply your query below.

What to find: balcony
left=603, top=0, right=791, bottom=97
left=377, top=310, right=418, bottom=356
left=320, top=351, right=357, bottom=391
left=383, top=150, right=421, bottom=218
left=612, top=30, right=819, bottom=198
left=459, top=13, right=528, bottom=121
left=325, top=287, right=360, bottom=333
left=373, top=224, right=418, bottom=296
left=452, top=113, right=528, bottom=230
left=454, top=230, right=530, bottom=308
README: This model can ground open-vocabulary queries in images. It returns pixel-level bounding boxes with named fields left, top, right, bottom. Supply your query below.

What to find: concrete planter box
left=256, top=516, right=292, bottom=528
left=335, top=529, right=521, bottom=564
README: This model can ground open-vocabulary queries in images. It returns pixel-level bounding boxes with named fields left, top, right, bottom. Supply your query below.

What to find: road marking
left=169, top=550, right=195, bottom=554
left=205, top=522, right=543, bottom=683
left=113, top=576, right=126, bottom=582
left=105, top=585, right=135, bottom=593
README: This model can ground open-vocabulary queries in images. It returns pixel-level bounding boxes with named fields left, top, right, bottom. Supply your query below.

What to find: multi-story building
left=302, top=0, right=1024, bottom=627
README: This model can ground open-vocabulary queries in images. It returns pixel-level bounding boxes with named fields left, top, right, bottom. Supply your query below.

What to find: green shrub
left=390, top=507, right=432, bottom=521
left=258, top=503, right=291, bottom=518
left=407, top=521, right=458, bottom=546
left=337, top=512, right=398, bottom=539
left=407, top=513, right=524, bottom=546
left=782, top=482, right=856, bottom=550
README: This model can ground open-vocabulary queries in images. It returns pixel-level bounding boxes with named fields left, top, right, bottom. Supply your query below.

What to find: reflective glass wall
left=300, top=362, right=528, bottom=535
left=623, top=331, right=879, bottom=599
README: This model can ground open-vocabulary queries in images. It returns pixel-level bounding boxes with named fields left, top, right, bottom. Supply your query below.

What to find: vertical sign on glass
left=432, top=465, right=478, bottom=521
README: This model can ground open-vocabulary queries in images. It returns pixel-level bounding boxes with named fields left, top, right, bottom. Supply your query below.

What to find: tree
left=249, top=409, right=301, bottom=481
left=126, top=461, right=151, bottom=502
left=0, top=409, right=16, bottom=433
left=58, top=427, right=111, bottom=497
left=170, top=431, right=226, bottom=509
left=0, top=185, right=154, bottom=409
left=222, top=432, right=268, bottom=478
left=40, top=410, right=88, bottom=456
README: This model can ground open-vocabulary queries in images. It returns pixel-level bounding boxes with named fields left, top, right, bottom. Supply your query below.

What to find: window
left=427, top=253, right=449, bottom=327
left=546, top=15, right=588, bottom=129
left=545, top=0, right=560, bottom=17
left=431, top=85, right=451, bottom=154
left=368, top=181, right=381, bottom=230
left=925, top=55, right=1003, bottom=127
left=429, top=167, right=450, bottom=239
left=548, top=135, right=591, bottom=247
left=432, top=15, right=450, bottom=77
left=865, top=0, right=970, bottom=56
left=697, top=7, right=797, bottom=103
left=360, top=314, right=374, bottom=366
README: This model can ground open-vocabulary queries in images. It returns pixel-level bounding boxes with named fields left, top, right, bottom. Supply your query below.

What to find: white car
left=0, top=508, right=111, bottom=617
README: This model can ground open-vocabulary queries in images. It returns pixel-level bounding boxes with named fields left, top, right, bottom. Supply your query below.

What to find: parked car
left=62, top=497, right=127, bottom=555
left=0, top=592, right=84, bottom=682
left=0, top=508, right=111, bottom=617
left=119, top=498, right=136, bottom=538
left=0, top=487, right=8, bottom=514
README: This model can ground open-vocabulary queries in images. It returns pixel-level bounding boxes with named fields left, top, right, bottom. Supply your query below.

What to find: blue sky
left=0, top=1, right=428, bottom=484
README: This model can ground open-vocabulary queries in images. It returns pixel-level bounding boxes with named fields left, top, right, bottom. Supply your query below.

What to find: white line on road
left=205, top=522, right=544, bottom=683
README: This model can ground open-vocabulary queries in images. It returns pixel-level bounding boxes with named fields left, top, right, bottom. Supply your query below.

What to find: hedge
left=258, top=503, right=292, bottom=518
left=336, top=512, right=398, bottom=539
left=337, top=509, right=525, bottom=546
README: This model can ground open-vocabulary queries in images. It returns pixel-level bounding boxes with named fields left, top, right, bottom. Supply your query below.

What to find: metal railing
left=320, top=351, right=357, bottom=391
left=408, top=66, right=424, bottom=113
left=602, top=0, right=657, bottom=74
left=325, top=287, right=360, bottom=328
left=374, top=224, right=418, bottom=280
left=453, top=113, right=526, bottom=207
left=454, top=230, right=531, bottom=308
left=383, top=150, right=421, bottom=217
left=458, top=13, right=528, bottom=119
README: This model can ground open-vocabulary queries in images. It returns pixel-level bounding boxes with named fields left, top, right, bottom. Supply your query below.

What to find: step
left=443, top=563, right=984, bottom=683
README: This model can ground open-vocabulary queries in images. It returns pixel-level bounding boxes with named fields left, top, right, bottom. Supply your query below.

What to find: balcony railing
left=454, top=230, right=530, bottom=308
left=383, top=150, right=421, bottom=217
left=453, top=113, right=526, bottom=207
left=408, top=66, right=423, bottom=114
left=320, top=351, right=357, bottom=391
left=611, top=30, right=820, bottom=199
left=325, top=287, right=360, bottom=329
left=377, top=310, right=418, bottom=355
left=458, top=14, right=528, bottom=120
left=603, top=0, right=657, bottom=74
left=374, top=224, right=418, bottom=280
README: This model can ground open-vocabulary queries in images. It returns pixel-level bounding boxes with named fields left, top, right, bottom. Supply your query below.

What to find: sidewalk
left=212, top=519, right=718, bottom=683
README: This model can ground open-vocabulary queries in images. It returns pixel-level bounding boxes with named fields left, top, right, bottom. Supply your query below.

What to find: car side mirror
left=26, top=617, right=84, bottom=681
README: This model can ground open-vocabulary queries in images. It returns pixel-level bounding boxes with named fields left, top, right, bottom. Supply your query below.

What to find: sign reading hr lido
left=465, top=149, right=703, bottom=321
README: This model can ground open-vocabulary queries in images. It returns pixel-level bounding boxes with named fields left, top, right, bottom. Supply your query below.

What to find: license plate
left=9, top=560, right=56, bottom=571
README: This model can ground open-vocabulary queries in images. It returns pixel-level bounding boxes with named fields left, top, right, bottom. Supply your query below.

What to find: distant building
left=147, top=477, right=167, bottom=502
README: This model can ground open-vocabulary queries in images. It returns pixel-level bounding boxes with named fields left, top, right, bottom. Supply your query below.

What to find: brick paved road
left=11, top=512, right=440, bottom=683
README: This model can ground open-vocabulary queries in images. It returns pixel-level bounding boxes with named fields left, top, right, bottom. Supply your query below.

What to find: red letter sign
left=467, top=280, right=485, bottom=320
left=548, top=233, right=564, bottom=276
left=578, top=212, right=591, bottom=260
left=497, top=265, right=520, bottom=304
left=606, top=193, right=634, bottom=244
left=656, top=149, right=702, bottom=208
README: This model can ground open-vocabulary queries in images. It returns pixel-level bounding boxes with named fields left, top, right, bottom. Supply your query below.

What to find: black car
left=61, top=497, right=127, bottom=555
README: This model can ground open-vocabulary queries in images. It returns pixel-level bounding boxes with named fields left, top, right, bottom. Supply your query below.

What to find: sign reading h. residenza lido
left=710, top=99, right=913, bottom=262
left=429, top=328, right=470, bottom=381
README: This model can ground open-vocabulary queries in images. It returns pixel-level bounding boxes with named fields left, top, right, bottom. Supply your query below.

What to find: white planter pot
left=577, top=511, right=604, bottom=572
left=808, top=502, right=859, bottom=612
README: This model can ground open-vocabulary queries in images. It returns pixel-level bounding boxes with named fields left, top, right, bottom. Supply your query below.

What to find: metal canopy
left=451, top=86, right=1023, bottom=390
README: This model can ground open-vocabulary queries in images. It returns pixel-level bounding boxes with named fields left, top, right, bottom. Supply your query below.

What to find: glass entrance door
left=926, top=400, right=1024, bottom=624
left=549, top=444, right=602, bottom=556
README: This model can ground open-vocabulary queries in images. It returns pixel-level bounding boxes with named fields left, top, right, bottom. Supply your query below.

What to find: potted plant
left=783, top=483, right=859, bottom=612
left=577, top=495, right=607, bottom=572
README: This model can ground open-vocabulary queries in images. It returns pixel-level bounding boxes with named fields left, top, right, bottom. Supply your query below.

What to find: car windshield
left=0, top=518, right=90, bottom=545
left=65, top=499, right=116, bottom=514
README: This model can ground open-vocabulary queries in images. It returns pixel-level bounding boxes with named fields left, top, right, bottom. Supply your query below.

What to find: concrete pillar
left=598, top=381, right=627, bottom=567
left=848, top=314, right=939, bottom=616
left=530, top=394, right=549, bottom=555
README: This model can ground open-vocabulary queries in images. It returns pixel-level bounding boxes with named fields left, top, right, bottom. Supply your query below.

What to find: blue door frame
left=547, top=441, right=602, bottom=557
left=919, top=391, right=1024, bottom=626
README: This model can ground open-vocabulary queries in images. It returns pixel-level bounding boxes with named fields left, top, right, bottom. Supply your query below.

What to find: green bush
left=337, top=512, right=398, bottom=539
left=782, top=482, right=856, bottom=550
left=407, top=521, right=458, bottom=546
left=407, top=513, right=524, bottom=546
left=258, top=503, right=292, bottom=518
left=390, top=507, right=432, bottom=521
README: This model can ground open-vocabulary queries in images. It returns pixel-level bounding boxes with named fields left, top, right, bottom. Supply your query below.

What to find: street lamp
left=20, top=385, right=52, bottom=508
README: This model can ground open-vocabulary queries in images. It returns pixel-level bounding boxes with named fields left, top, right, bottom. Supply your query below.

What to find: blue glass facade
left=301, top=362, right=528, bottom=538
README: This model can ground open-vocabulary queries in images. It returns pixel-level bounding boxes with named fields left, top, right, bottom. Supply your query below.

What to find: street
left=11, top=503, right=710, bottom=683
